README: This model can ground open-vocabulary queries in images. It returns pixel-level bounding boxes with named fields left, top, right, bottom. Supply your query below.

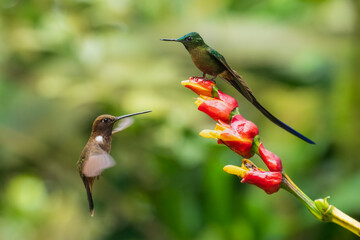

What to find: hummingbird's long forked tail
left=82, top=176, right=95, bottom=216
left=220, top=71, right=315, bottom=144
left=250, top=94, right=315, bottom=144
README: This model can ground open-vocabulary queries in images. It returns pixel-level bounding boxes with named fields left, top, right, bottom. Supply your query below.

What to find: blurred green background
left=0, top=0, right=359, bottom=239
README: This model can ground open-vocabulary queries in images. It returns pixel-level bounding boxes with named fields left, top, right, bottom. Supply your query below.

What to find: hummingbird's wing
left=208, top=47, right=253, bottom=100
left=82, top=151, right=115, bottom=177
left=112, top=118, right=134, bottom=135
left=208, top=48, right=315, bottom=144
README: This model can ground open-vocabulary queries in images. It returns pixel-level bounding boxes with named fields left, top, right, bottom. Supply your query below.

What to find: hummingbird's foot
left=192, top=73, right=208, bottom=79
left=192, top=74, right=216, bottom=83
left=206, top=76, right=217, bottom=84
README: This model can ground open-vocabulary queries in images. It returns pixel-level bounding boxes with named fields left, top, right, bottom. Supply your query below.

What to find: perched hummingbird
left=77, top=111, right=151, bottom=216
left=161, top=32, right=314, bottom=144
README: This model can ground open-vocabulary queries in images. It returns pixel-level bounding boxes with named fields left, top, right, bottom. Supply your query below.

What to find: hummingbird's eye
left=102, top=118, right=110, bottom=123
left=186, top=36, right=193, bottom=41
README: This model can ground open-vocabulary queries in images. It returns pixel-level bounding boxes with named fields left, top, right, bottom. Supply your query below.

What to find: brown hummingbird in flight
left=161, top=32, right=314, bottom=144
left=77, top=111, right=151, bottom=216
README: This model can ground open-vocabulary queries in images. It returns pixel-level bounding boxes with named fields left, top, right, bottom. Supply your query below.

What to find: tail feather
left=221, top=71, right=315, bottom=144
left=249, top=93, right=315, bottom=144
left=82, top=176, right=95, bottom=216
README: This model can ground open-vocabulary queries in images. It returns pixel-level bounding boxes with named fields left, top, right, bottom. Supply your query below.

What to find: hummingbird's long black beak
left=116, top=110, right=151, bottom=121
left=160, top=38, right=179, bottom=42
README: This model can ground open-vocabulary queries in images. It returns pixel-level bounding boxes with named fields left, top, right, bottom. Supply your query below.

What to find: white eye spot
left=95, top=135, right=103, bottom=143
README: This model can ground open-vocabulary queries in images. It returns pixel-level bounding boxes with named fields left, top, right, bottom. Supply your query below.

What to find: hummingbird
left=77, top=110, right=151, bottom=216
left=161, top=32, right=315, bottom=144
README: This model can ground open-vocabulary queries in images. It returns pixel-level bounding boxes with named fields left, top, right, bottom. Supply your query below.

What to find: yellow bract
left=181, top=80, right=207, bottom=91
left=194, top=95, right=215, bottom=106
left=199, top=122, right=230, bottom=139
left=199, top=129, right=221, bottom=139
left=214, top=123, right=229, bottom=131
left=194, top=98, right=205, bottom=107
left=223, top=159, right=266, bottom=178
left=223, top=165, right=247, bottom=178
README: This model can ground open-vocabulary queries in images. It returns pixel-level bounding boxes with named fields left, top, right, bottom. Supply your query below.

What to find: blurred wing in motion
left=112, top=118, right=134, bottom=134
left=82, top=152, right=115, bottom=177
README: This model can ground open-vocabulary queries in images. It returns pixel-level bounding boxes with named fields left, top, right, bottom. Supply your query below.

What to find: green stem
left=251, top=135, right=261, bottom=156
left=315, top=197, right=360, bottom=236
left=330, top=206, right=360, bottom=236
left=229, top=107, right=240, bottom=121
left=211, top=85, right=219, bottom=98
left=281, top=174, right=322, bottom=220
left=282, top=174, right=360, bottom=236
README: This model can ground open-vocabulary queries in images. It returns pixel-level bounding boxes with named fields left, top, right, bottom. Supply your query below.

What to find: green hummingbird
left=161, top=32, right=314, bottom=144
left=77, top=110, right=151, bottom=216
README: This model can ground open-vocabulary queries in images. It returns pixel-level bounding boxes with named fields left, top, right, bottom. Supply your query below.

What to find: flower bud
left=224, top=159, right=282, bottom=194
left=242, top=170, right=282, bottom=194
left=258, top=143, right=283, bottom=172
left=200, top=115, right=258, bottom=158
left=230, top=115, right=259, bottom=140
left=195, top=90, right=238, bottom=123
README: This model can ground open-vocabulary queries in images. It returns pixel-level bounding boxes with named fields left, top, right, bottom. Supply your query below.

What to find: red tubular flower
left=217, top=90, right=238, bottom=109
left=230, top=115, right=259, bottom=141
left=224, top=159, right=282, bottom=195
left=195, top=90, right=238, bottom=123
left=181, top=77, right=215, bottom=97
left=200, top=114, right=259, bottom=158
left=242, top=170, right=282, bottom=194
left=259, top=143, right=283, bottom=172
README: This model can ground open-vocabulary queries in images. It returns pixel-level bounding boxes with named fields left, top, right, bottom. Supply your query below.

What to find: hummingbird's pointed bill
left=160, top=38, right=179, bottom=42
left=116, top=110, right=151, bottom=120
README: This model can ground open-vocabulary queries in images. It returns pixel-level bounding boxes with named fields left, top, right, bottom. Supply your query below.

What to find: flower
left=223, top=159, right=282, bottom=194
left=195, top=90, right=238, bottom=123
left=181, top=77, right=215, bottom=97
left=258, top=143, right=283, bottom=172
left=200, top=115, right=259, bottom=158
left=230, top=115, right=259, bottom=140
left=242, top=169, right=282, bottom=194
